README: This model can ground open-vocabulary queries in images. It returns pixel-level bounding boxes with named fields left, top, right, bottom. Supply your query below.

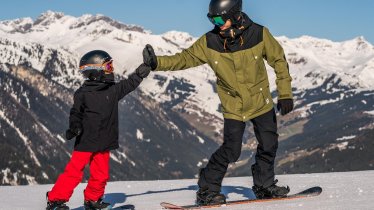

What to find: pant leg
left=48, top=151, right=93, bottom=201
left=198, top=119, right=246, bottom=192
left=251, top=109, right=279, bottom=188
left=84, top=151, right=110, bottom=201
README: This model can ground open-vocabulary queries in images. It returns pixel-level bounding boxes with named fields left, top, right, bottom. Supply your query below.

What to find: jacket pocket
left=216, top=84, right=239, bottom=114
left=247, top=80, right=271, bottom=112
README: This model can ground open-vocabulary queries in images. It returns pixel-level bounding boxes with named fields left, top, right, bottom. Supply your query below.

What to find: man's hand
left=136, top=63, right=152, bottom=79
left=65, top=125, right=82, bottom=141
left=143, top=44, right=158, bottom=70
left=277, top=99, right=294, bottom=116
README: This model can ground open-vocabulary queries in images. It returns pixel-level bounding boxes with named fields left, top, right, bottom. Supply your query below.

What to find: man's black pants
left=198, top=109, right=279, bottom=192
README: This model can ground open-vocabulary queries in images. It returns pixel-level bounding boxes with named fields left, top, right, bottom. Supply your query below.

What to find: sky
left=0, top=0, right=373, bottom=43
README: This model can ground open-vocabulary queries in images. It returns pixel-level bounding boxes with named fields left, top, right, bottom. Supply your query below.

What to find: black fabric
left=251, top=109, right=279, bottom=188
left=70, top=73, right=143, bottom=152
left=135, top=63, right=152, bottom=78
left=83, top=69, right=105, bottom=82
left=206, top=13, right=263, bottom=53
left=65, top=126, right=82, bottom=141
left=198, top=109, right=279, bottom=192
left=143, top=44, right=158, bottom=70
left=277, top=99, right=294, bottom=116
left=218, top=13, right=252, bottom=40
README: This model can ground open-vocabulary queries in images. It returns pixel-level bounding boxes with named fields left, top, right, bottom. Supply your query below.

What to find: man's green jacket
left=155, top=21, right=292, bottom=122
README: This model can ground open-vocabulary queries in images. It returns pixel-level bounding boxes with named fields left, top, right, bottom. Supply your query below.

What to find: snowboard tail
left=161, top=186, right=322, bottom=209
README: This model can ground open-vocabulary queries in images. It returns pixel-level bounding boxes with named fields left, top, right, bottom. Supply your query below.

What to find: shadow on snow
left=71, top=185, right=255, bottom=209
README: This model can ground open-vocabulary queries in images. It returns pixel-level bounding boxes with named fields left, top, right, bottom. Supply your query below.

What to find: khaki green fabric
left=155, top=27, right=293, bottom=122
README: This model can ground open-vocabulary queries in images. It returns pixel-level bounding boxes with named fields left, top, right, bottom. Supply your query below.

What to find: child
left=46, top=50, right=151, bottom=210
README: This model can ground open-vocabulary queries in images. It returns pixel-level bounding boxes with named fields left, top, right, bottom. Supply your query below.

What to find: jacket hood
left=81, top=74, right=115, bottom=92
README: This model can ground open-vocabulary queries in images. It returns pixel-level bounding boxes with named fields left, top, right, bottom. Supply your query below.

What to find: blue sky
left=0, top=0, right=373, bottom=43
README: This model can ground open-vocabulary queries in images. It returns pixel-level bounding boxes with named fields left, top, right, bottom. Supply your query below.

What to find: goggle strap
left=79, top=60, right=113, bottom=73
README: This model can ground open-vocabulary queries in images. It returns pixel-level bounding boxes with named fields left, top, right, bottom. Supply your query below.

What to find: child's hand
left=65, top=126, right=82, bottom=141
left=136, top=63, right=152, bottom=79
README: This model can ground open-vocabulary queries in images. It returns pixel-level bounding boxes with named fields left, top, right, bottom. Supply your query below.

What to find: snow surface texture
left=0, top=171, right=373, bottom=210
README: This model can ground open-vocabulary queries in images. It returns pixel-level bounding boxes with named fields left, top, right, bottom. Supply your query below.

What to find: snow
left=136, top=129, right=144, bottom=140
left=136, top=129, right=150, bottom=143
left=364, top=110, right=374, bottom=116
left=57, top=134, right=66, bottom=143
left=197, top=136, right=205, bottom=144
left=0, top=171, right=373, bottom=210
left=110, top=153, right=122, bottom=164
left=336, top=135, right=356, bottom=141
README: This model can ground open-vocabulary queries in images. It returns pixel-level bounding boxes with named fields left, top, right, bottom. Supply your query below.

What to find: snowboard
left=161, top=186, right=322, bottom=209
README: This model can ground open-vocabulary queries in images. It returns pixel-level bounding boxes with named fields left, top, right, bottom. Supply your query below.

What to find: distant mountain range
left=0, top=11, right=373, bottom=185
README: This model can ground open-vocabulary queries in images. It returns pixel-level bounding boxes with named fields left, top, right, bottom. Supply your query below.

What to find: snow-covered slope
left=1, top=171, right=373, bottom=210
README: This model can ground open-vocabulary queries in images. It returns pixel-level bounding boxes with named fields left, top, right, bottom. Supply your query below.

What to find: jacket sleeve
left=69, top=90, right=84, bottom=128
left=263, top=27, right=293, bottom=100
left=155, top=36, right=208, bottom=71
left=115, top=73, right=143, bottom=100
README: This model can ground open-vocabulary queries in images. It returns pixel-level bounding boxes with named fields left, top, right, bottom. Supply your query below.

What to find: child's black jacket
left=69, top=73, right=143, bottom=152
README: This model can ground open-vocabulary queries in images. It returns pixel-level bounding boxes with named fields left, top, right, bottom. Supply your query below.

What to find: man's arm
left=155, top=36, right=209, bottom=71
left=263, top=27, right=293, bottom=100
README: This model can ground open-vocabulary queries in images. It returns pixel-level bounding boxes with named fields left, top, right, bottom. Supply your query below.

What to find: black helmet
left=79, top=50, right=113, bottom=81
left=208, top=0, right=242, bottom=18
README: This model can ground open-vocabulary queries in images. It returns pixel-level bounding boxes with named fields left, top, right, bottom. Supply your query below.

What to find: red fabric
left=48, top=151, right=110, bottom=202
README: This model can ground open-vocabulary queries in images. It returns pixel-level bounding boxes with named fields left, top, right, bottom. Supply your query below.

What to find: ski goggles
left=207, top=15, right=227, bottom=27
left=79, top=60, right=114, bottom=74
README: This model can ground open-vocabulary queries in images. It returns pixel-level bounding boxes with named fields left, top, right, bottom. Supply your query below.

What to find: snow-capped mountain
left=0, top=11, right=373, bottom=185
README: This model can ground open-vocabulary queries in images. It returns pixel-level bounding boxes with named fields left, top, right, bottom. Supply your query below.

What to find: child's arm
left=66, top=90, right=84, bottom=140
left=116, top=64, right=151, bottom=100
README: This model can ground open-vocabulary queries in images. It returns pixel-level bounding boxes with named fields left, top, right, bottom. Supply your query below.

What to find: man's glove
left=277, top=99, right=294, bottom=116
left=65, top=125, right=82, bottom=141
left=135, top=63, right=152, bottom=79
left=143, top=44, right=158, bottom=70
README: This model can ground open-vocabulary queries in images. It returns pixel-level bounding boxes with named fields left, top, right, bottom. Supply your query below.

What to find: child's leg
left=84, top=151, right=110, bottom=201
left=48, top=151, right=93, bottom=201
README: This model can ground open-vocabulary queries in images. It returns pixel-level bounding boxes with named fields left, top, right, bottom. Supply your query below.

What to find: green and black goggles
left=207, top=14, right=228, bottom=27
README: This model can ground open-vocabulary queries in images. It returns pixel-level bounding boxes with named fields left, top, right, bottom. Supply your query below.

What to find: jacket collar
left=81, top=74, right=115, bottom=92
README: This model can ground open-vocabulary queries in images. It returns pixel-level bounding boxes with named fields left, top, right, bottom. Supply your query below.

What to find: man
left=143, top=0, right=294, bottom=206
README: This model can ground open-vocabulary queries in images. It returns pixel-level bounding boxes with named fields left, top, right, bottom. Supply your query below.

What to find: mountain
left=0, top=11, right=373, bottom=185
left=1, top=171, right=374, bottom=210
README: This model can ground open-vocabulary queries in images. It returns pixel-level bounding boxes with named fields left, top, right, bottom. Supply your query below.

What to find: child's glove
left=136, top=63, right=152, bottom=79
left=143, top=44, right=158, bottom=70
left=65, top=125, right=82, bottom=141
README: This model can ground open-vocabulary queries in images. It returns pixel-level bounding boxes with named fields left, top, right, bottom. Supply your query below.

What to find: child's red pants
left=48, top=151, right=110, bottom=202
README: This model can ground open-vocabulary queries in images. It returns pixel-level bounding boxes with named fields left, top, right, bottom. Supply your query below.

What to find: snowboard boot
left=196, top=187, right=226, bottom=206
left=84, top=198, right=112, bottom=210
left=252, top=179, right=290, bottom=199
left=46, top=192, right=69, bottom=210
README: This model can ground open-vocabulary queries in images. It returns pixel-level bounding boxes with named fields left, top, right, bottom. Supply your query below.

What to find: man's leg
left=198, top=118, right=246, bottom=192
left=84, top=151, right=110, bottom=202
left=48, top=151, right=93, bottom=201
left=251, top=109, right=279, bottom=188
